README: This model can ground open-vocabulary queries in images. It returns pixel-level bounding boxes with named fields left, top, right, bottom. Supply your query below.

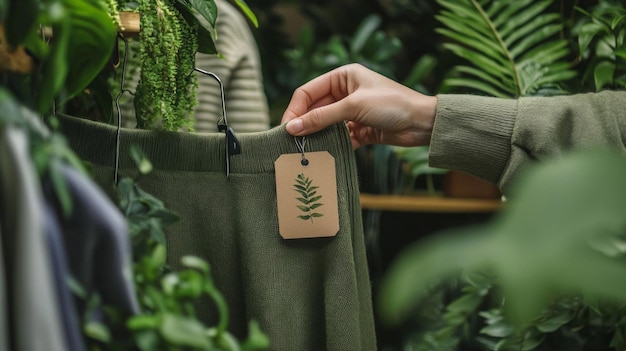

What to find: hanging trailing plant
left=130, top=0, right=198, bottom=131
left=112, top=0, right=258, bottom=131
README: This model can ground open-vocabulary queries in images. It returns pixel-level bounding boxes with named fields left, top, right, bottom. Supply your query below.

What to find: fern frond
left=293, top=173, right=324, bottom=223
left=436, top=0, right=575, bottom=97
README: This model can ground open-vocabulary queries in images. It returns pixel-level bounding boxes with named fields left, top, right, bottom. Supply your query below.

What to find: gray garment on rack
left=0, top=126, right=67, bottom=351
left=47, top=164, right=139, bottom=316
left=42, top=201, right=86, bottom=351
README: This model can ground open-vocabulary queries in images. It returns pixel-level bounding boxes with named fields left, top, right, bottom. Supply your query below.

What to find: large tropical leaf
left=574, top=2, right=626, bottom=91
left=63, top=0, right=117, bottom=99
left=436, top=0, right=577, bottom=97
left=33, top=0, right=117, bottom=113
left=4, top=0, right=38, bottom=46
left=233, top=0, right=258, bottom=28
left=174, top=0, right=218, bottom=54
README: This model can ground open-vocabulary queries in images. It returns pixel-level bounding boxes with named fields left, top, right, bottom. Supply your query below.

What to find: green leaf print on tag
left=294, top=173, right=324, bottom=222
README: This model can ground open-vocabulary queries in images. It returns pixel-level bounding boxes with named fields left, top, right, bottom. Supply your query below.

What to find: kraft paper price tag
left=274, top=151, right=339, bottom=239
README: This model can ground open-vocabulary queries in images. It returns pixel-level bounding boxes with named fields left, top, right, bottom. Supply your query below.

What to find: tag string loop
left=294, top=137, right=309, bottom=166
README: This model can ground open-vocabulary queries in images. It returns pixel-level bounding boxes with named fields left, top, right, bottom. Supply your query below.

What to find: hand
left=281, top=64, right=437, bottom=149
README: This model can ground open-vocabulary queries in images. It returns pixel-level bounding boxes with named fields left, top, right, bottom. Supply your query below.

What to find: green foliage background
left=3, top=0, right=626, bottom=350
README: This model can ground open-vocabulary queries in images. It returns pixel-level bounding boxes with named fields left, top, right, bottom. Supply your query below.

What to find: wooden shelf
left=359, top=193, right=502, bottom=213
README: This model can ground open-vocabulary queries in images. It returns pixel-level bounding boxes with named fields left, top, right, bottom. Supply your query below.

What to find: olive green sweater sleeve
left=429, top=91, right=626, bottom=194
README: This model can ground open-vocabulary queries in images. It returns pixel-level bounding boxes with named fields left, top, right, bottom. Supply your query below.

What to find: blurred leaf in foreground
left=379, top=149, right=626, bottom=327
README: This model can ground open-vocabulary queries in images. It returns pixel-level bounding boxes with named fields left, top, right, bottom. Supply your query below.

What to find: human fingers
left=281, top=94, right=340, bottom=126
left=285, top=95, right=356, bottom=136
left=281, top=66, right=352, bottom=124
left=281, top=70, right=345, bottom=123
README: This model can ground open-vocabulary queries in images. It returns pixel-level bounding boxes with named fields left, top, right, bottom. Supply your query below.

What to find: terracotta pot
left=443, top=170, right=501, bottom=199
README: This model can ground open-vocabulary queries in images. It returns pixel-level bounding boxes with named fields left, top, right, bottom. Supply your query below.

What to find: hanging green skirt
left=58, top=115, right=376, bottom=350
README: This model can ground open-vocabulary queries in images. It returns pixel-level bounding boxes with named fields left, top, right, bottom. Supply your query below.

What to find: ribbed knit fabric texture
left=118, top=0, right=270, bottom=133
left=58, top=115, right=376, bottom=350
left=430, top=94, right=517, bottom=183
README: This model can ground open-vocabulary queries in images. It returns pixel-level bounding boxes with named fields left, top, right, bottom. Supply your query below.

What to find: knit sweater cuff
left=429, top=94, right=517, bottom=183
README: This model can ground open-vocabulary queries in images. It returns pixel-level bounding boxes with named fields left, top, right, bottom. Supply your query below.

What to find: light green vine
left=105, top=0, right=122, bottom=30
left=133, top=0, right=198, bottom=131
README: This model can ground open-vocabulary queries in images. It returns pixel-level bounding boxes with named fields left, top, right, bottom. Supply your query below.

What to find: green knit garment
left=58, top=115, right=377, bottom=350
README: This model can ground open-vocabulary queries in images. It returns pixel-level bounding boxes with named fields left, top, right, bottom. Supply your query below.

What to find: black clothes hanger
left=113, top=33, right=135, bottom=184
left=191, top=66, right=241, bottom=178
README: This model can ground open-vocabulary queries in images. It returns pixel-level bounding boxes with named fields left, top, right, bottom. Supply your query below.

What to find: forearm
left=429, top=91, right=626, bottom=194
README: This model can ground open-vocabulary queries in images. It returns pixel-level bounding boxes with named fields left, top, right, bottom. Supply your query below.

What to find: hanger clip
left=193, top=67, right=241, bottom=177
left=226, top=127, right=241, bottom=156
